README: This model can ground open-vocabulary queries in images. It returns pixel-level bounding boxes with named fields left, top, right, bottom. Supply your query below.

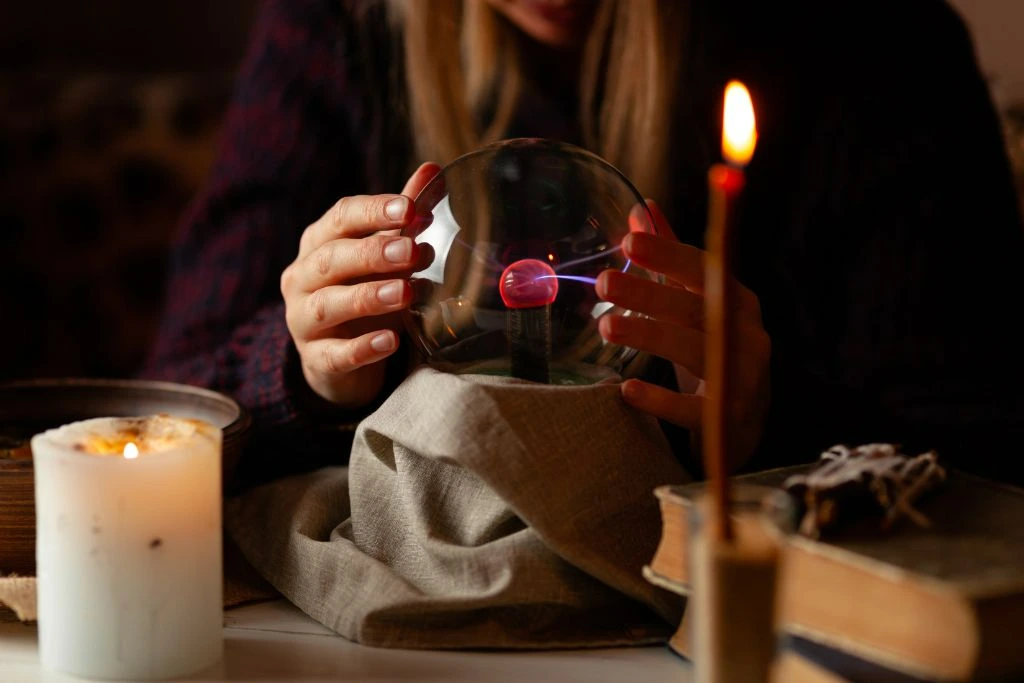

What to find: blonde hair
left=392, top=0, right=684, bottom=205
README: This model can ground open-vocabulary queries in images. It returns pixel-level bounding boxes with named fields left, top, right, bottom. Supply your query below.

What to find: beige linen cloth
left=225, top=366, right=690, bottom=649
left=0, top=576, right=35, bottom=622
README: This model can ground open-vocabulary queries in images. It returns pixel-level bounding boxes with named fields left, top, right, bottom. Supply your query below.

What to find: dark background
left=0, top=1, right=259, bottom=381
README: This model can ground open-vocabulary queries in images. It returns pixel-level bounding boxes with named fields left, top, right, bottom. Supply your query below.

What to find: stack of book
left=645, top=467, right=1024, bottom=682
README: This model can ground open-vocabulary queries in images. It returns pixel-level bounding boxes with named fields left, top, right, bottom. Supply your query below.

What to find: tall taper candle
left=694, top=79, right=772, bottom=683
left=703, top=80, right=758, bottom=541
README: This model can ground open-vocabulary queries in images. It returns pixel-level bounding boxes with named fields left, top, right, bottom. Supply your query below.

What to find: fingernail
left=622, top=380, right=642, bottom=401
left=621, top=233, right=636, bottom=256
left=600, top=315, right=622, bottom=341
left=370, top=332, right=395, bottom=353
left=377, top=281, right=404, bottom=305
left=596, top=272, right=611, bottom=299
left=384, top=238, right=412, bottom=263
left=385, top=197, right=409, bottom=222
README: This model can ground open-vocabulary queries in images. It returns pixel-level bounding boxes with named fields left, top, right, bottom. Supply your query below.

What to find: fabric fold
left=227, top=366, right=690, bottom=649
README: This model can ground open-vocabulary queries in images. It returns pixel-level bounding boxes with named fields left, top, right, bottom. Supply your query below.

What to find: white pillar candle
left=32, top=415, right=223, bottom=680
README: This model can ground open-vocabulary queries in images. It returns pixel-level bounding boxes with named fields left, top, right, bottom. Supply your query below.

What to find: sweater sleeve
left=142, top=0, right=369, bottom=479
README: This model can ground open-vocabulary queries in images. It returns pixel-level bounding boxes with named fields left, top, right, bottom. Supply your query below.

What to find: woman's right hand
left=281, top=163, right=440, bottom=410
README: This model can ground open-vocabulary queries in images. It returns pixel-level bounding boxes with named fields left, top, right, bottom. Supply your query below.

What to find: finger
left=401, top=162, right=442, bottom=198
left=295, top=280, right=410, bottom=338
left=627, top=199, right=675, bottom=239
left=303, top=330, right=399, bottom=377
left=734, top=319, right=772, bottom=377
left=596, top=270, right=704, bottom=330
left=621, top=379, right=702, bottom=429
left=622, top=231, right=702, bottom=290
left=622, top=231, right=761, bottom=320
left=628, top=202, right=656, bottom=235
left=645, top=199, right=678, bottom=241
left=299, top=194, right=415, bottom=258
left=600, top=314, right=704, bottom=376
left=290, top=235, right=419, bottom=293
left=327, top=163, right=443, bottom=246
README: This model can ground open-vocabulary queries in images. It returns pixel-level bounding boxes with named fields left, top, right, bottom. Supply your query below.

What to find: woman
left=145, top=0, right=1024, bottom=485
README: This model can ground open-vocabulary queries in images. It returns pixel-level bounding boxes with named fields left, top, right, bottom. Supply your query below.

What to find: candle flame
left=722, top=80, right=757, bottom=167
left=123, top=442, right=139, bottom=460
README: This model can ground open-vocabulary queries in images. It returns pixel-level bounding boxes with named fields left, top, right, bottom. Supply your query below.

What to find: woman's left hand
left=596, top=200, right=771, bottom=472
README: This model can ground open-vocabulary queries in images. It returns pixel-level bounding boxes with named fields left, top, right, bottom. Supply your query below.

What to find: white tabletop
left=0, top=600, right=691, bottom=682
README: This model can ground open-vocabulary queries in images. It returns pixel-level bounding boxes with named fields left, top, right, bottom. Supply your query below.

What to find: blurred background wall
left=0, top=1, right=1021, bottom=383
left=0, top=1, right=259, bottom=380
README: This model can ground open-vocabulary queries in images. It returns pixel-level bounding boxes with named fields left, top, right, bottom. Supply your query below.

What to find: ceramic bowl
left=0, top=378, right=250, bottom=574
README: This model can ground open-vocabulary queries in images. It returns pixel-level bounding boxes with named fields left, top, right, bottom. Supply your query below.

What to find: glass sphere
left=402, top=138, right=659, bottom=384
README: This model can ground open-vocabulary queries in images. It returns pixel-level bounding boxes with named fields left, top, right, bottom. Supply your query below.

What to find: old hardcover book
left=645, top=465, right=800, bottom=593
left=644, top=468, right=1024, bottom=682
left=770, top=650, right=850, bottom=683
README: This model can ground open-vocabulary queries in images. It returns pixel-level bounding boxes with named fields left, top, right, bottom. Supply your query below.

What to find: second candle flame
left=123, top=442, right=139, bottom=460
left=722, top=80, right=757, bottom=167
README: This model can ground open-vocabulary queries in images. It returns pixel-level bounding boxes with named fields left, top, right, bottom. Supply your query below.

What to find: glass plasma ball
left=402, top=138, right=660, bottom=385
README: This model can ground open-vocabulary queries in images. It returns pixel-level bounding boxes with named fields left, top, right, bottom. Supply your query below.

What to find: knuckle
left=741, top=291, right=763, bottom=321
left=300, top=357, right=316, bottom=381
left=757, top=329, right=772, bottom=358
left=308, top=289, right=329, bottom=325
left=749, top=293, right=763, bottom=316
left=359, top=236, right=382, bottom=267
left=284, top=307, right=297, bottom=336
left=315, top=243, right=334, bottom=277
left=279, top=265, right=294, bottom=295
left=350, top=285, right=376, bottom=319
left=347, top=344, right=364, bottom=369
left=285, top=294, right=300, bottom=324
left=332, top=196, right=353, bottom=230
left=321, top=344, right=344, bottom=375
left=363, top=195, right=383, bottom=223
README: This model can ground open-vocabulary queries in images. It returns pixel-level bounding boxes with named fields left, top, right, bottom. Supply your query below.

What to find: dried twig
left=783, top=444, right=947, bottom=538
